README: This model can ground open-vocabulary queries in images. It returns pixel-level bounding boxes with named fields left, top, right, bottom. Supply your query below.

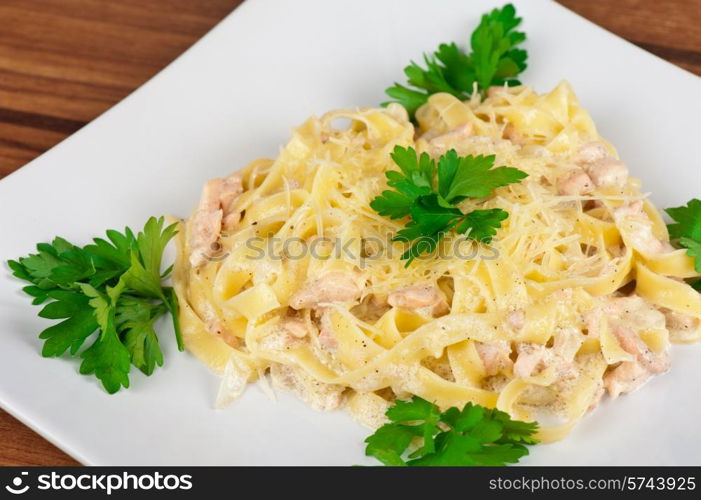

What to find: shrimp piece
left=613, top=326, right=670, bottom=375
left=558, top=168, right=594, bottom=196
left=604, top=360, right=653, bottom=399
left=513, top=343, right=549, bottom=378
left=604, top=325, right=670, bottom=399
left=428, top=123, right=473, bottom=153
left=614, top=200, right=645, bottom=218
left=587, top=158, right=629, bottom=188
left=584, top=306, right=603, bottom=339
left=575, top=141, right=609, bottom=165
left=189, top=174, right=243, bottom=267
left=659, top=308, right=701, bottom=342
left=475, top=340, right=513, bottom=376
left=198, top=301, right=239, bottom=348
left=613, top=201, right=673, bottom=254
left=189, top=180, right=224, bottom=267
left=506, top=309, right=525, bottom=331
left=220, top=175, right=244, bottom=230
left=316, top=309, right=339, bottom=350
left=514, top=329, right=581, bottom=379
left=289, top=272, right=362, bottom=310
left=574, top=141, right=628, bottom=188
left=503, top=123, right=524, bottom=144
left=387, top=283, right=449, bottom=317
left=662, top=309, right=699, bottom=331
left=282, top=316, right=308, bottom=339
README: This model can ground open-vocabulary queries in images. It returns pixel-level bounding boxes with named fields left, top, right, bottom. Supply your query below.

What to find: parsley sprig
left=666, top=199, right=701, bottom=290
left=370, top=146, right=527, bottom=265
left=385, top=3, right=527, bottom=118
left=365, top=396, right=539, bottom=466
left=8, top=217, right=183, bottom=394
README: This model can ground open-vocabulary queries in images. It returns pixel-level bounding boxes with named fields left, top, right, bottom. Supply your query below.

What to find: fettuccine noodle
left=173, top=82, right=701, bottom=442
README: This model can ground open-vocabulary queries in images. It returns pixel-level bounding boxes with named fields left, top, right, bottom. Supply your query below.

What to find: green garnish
left=370, top=146, right=527, bottom=265
left=384, top=3, right=527, bottom=118
left=364, top=396, right=539, bottom=466
left=8, top=217, right=182, bottom=394
left=666, top=199, right=701, bottom=273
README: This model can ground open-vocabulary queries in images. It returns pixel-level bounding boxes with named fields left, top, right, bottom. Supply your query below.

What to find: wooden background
left=0, top=0, right=699, bottom=465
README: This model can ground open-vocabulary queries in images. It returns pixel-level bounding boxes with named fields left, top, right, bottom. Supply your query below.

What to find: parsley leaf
left=435, top=43, right=474, bottom=93
left=8, top=237, right=95, bottom=304
left=438, top=150, right=527, bottom=203
left=384, top=84, right=433, bottom=118
left=37, top=290, right=99, bottom=357
left=471, top=3, right=527, bottom=93
left=369, top=148, right=435, bottom=219
left=78, top=284, right=132, bottom=393
left=384, top=4, right=527, bottom=118
left=8, top=216, right=183, bottom=393
left=489, top=407, right=540, bottom=445
left=369, top=189, right=419, bottom=220
left=121, top=217, right=178, bottom=300
left=679, top=238, right=701, bottom=273
left=387, top=396, right=442, bottom=457
left=365, top=424, right=420, bottom=467
left=117, top=296, right=167, bottom=376
left=455, top=208, right=509, bottom=242
left=666, top=199, right=701, bottom=241
left=666, top=199, right=701, bottom=273
left=371, top=146, right=527, bottom=264
left=395, top=195, right=461, bottom=242
left=364, top=397, right=539, bottom=466
left=394, top=194, right=460, bottom=264
left=83, top=228, right=137, bottom=287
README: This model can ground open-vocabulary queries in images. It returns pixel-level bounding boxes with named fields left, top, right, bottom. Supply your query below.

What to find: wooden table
left=0, top=0, right=699, bottom=466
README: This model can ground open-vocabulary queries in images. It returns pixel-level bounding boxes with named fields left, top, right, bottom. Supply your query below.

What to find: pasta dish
left=173, top=82, right=701, bottom=443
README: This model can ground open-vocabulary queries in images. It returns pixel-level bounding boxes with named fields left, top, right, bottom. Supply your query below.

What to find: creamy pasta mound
left=173, top=82, right=701, bottom=442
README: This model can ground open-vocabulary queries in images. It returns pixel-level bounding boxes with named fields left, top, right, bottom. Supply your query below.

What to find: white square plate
left=1, top=0, right=700, bottom=465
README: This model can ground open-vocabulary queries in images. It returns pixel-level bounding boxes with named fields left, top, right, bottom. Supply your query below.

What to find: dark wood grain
left=0, top=0, right=699, bottom=466
left=0, top=0, right=243, bottom=465
left=558, top=0, right=701, bottom=76
left=0, top=0, right=243, bottom=177
left=0, top=410, right=77, bottom=466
